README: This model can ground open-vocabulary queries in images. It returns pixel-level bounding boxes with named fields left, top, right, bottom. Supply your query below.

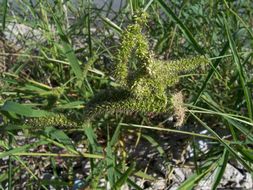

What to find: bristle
left=85, top=12, right=208, bottom=122
left=25, top=114, right=79, bottom=129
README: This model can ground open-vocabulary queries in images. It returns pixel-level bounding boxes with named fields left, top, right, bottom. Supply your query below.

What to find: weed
left=0, top=0, right=253, bottom=189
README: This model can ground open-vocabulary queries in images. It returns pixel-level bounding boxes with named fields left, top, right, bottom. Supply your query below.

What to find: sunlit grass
left=0, top=0, right=253, bottom=189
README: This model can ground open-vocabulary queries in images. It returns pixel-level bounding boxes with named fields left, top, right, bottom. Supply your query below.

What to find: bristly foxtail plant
left=85, top=11, right=210, bottom=127
left=25, top=11, right=209, bottom=128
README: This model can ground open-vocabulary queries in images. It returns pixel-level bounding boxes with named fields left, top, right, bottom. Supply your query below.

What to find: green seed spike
left=25, top=113, right=79, bottom=129
left=86, top=11, right=209, bottom=126
left=158, top=55, right=209, bottom=73
left=114, top=12, right=151, bottom=88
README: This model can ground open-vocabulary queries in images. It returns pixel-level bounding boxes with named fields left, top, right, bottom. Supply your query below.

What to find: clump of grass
left=0, top=0, right=253, bottom=189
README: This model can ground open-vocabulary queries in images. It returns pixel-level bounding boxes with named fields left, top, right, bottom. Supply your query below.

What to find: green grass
left=0, top=0, right=253, bottom=189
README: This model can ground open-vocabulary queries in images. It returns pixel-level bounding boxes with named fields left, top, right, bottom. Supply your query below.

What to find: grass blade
left=0, top=140, right=49, bottom=159
left=144, top=0, right=155, bottom=11
left=106, top=125, right=119, bottom=188
left=84, top=124, right=101, bottom=152
left=178, top=163, right=216, bottom=190
left=157, top=0, right=204, bottom=54
left=189, top=111, right=253, bottom=173
left=224, top=14, right=253, bottom=119
left=120, top=122, right=217, bottom=140
left=236, top=146, right=253, bottom=162
left=192, top=42, right=229, bottom=105
left=113, top=162, right=136, bottom=189
left=52, top=13, right=83, bottom=85
left=115, top=167, right=143, bottom=190
left=1, top=101, right=52, bottom=117
left=106, top=139, right=116, bottom=188
left=199, top=93, right=253, bottom=141
left=224, top=0, right=253, bottom=39
left=110, top=118, right=123, bottom=146
left=211, top=149, right=229, bottom=190
left=101, top=16, right=122, bottom=34
left=87, top=0, right=92, bottom=57
left=2, top=0, right=8, bottom=30
left=8, top=134, right=13, bottom=190
left=44, top=127, right=75, bottom=150
left=141, top=134, right=164, bottom=156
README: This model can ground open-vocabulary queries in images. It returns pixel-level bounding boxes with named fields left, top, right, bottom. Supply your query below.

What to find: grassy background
left=0, top=0, right=253, bottom=189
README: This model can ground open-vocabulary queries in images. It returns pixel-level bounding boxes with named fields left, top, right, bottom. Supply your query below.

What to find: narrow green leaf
left=84, top=124, right=100, bottom=152
left=110, top=120, right=122, bottom=146
left=120, top=123, right=217, bottom=140
left=2, top=0, right=8, bottom=30
left=52, top=14, right=83, bottom=83
left=83, top=54, right=98, bottom=77
left=189, top=111, right=253, bottom=173
left=144, top=0, right=155, bottom=11
left=134, top=170, right=155, bottom=181
left=141, top=134, right=164, bottom=155
left=192, top=42, right=229, bottom=105
left=1, top=101, right=52, bottom=117
left=56, top=101, right=85, bottom=109
left=101, top=16, right=122, bottom=34
left=113, top=162, right=136, bottom=189
left=0, top=167, right=18, bottom=183
left=129, top=0, right=134, bottom=15
left=200, top=94, right=253, bottom=142
left=211, top=149, right=229, bottom=190
left=236, top=145, right=253, bottom=162
left=224, top=14, right=253, bottom=120
left=87, top=1, right=92, bottom=57
left=114, top=167, right=143, bottom=190
left=224, top=0, right=253, bottom=39
left=178, top=173, right=202, bottom=190
left=44, top=127, right=75, bottom=150
left=106, top=127, right=117, bottom=188
left=157, top=0, right=204, bottom=54
left=178, top=163, right=215, bottom=190
left=8, top=134, right=13, bottom=190
left=0, top=140, right=48, bottom=159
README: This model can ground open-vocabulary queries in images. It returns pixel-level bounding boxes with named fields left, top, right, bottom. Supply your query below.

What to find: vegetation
left=0, top=0, right=253, bottom=189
